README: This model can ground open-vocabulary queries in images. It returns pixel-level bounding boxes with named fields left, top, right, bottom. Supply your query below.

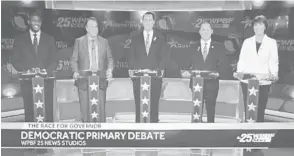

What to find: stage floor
left=2, top=148, right=294, bottom=156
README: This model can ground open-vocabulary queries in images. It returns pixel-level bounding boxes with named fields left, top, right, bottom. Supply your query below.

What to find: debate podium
left=77, top=70, right=107, bottom=156
left=18, top=68, right=55, bottom=122
left=182, top=70, right=220, bottom=156
left=129, top=69, right=164, bottom=156
left=234, top=72, right=276, bottom=156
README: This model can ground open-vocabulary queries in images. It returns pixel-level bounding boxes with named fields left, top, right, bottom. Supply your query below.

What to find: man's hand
left=106, top=69, right=113, bottom=80
left=73, top=72, right=80, bottom=80
left=181, top=71, right=191, bottom=78
left=233, top=72, right=244, bottom=80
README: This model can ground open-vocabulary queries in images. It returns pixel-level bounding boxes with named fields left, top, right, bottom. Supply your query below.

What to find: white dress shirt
left=237, top=34, right=279, bottom=85
left=200, top=38, right=211, bottom=55
left=143, top=30, right=153, bottom=46
left=88, top=36, right=99, bottom=70
left=29, top=30, right=41, bottom=45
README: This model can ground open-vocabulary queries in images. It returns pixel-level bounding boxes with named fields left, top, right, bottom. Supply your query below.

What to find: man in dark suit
left=182, top=22, right=229, bottom=123
left=128, top=12, right=169, bottom=123
left=70, top=17, right=113, bottom=122
left=11, top=12, right=57, bottom=123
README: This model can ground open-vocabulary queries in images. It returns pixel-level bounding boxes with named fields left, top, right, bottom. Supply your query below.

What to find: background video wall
left=1, top=6, right=294, bottom=84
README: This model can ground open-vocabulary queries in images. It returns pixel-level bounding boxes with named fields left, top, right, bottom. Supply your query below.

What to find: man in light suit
left=128, top=12, right=169, bottom=123
left=71, top=17, right=113, bottom=122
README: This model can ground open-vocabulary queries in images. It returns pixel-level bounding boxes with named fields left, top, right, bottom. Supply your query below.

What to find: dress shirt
left=29, top=30, right=41, bottom=45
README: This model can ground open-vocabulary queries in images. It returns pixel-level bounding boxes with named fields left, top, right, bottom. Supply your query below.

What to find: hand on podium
left=181, top=71, right=191, bottom=78
left=73, top=72, right=80, bottom=80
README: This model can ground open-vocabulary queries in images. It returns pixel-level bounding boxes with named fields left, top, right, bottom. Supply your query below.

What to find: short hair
left=199, top=21, right=213, bottom=29
left=252, top=15, right=268, bottom=30
left=142, top=12, right=155, bottom=20
left=85, top=16, right=98, bottom=27
left=29, top=12, right=42, bottom=21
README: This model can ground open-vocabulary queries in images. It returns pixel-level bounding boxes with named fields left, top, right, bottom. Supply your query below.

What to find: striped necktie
left=203, top=42, right=208, bottom=61
left=145, top=33, right=150, bottom=55
left=33, top=33, right=38, bottom=53
left=91, top=38, right=98, bottom=71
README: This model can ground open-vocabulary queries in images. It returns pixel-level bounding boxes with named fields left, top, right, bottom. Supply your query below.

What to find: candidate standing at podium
left=128, top=12, right=169, bottom=123
left=71, top=17, right=114, bottom=122
left=11, top=12, right=57, bottom=122
left=182, top=22, right=230, bottom=123
left=236, top=15, right=279, bottom=123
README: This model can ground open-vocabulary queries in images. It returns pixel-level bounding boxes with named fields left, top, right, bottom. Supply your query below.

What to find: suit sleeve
left=11, top=37, right=24, bottom=71
left=237, top=39, right=247, bottom=73
left=105, top=39, right=114, bottom=71
left=70, top=39, right=79, bottom=73
left=218, top=43, right=231, bottom=79
left=269, top=40, right=279, bottom=78
left=45, top=37, right=58, bottom=74
left=159, top=42, right=169, bottom=71
left=127, top=38, right=136, bottom=69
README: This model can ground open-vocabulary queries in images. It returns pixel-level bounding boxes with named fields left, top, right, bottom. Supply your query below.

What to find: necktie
left=203, top=42, right=208, bottom=61
left=91, top=39, right=98, bottom=71
left=33, top=33, right=38, bottom=53
left=145, top=33, right=150, bottom=55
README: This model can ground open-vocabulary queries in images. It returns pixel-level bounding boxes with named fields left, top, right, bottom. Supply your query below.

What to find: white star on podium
left=91, top=111, right=99, bottom=119
left=141, top=97, right=149, bottom=105
left=142, top=111, right=149, bottom=118
left=34, top=100, right=44, bottom=108
left=247, top=118, right=255, bottom=123
left=33, top=84, right=44, bottom=94
left=141, top=82, right=150, bottom=91
left=249, top=87, right=258, bottom=96
left=193, top=112, right=200, bottom=120
left=193, top=99, right=201, bottom=107
left=90, top=97, right=98, bottom=105
left=193, top=84, right=202, bottom=92
left=36, top=115, right=44, bottom=122
left=246, top=148, right=252, bottom=152
left=248, top=102, right=257, bottom=111
left=89, top=82, right=98, bottom=91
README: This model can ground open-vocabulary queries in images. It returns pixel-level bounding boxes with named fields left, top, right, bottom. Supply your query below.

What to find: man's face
left=253, top=22, right=266, bottom=36
left=142, top=14, right=155, bottom=31
left=199, top=23, right=213, bottom=41
left=86, top=20, right=99, bottom=37
left=29, top=15, right=42, bottom=32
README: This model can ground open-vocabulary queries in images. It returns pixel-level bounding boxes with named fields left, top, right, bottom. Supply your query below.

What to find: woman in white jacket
left=235, top=15, right=279, bottom=122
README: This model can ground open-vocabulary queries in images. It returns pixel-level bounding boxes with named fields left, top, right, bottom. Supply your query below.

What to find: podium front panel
left=140, top=76, right=151, bottom=123
left=88, top=76, right=101, bottom=123
left=32, top=77, right=45, bottom=122
left=191, top=77, right=204, bottom=123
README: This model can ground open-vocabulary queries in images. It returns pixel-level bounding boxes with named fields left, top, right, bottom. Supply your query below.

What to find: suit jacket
left=185, top=40, right=230, bottom=79
left=237, top=35, right=279, bottom=80
left=11, top=31, right=57, bottom=75
left=70, top=35, right=114, bottom=90
left=128, top=29, right=169, bottom=71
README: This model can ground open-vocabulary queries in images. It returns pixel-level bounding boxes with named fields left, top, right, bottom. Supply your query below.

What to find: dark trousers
left=241, top=82, right=270, bottom=122
left=21, top=79, right=54, bottom=122
left=132, top=77, right=162, bottom=123
left=78, top=89, right=106, bottom=122
left=190, top=79, right=219, bottom=123
left=203, top=79, right=219, bottom=123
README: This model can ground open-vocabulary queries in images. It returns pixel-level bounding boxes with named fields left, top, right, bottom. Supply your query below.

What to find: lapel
left=139, top=30, right=157, bottom=57
left=36, top=32, right=45, bottom=58
left=82, top=35, right=89, bottom=59
left=252, top=35, right=267, bottom=55
left=196, top=40, right=215, bottom=63
left=26, top=32, right=36, bottom=57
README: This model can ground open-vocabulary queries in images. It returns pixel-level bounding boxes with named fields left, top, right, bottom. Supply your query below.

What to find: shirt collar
left=200, top=38, right=211, bottom=45
left=87, top=34, right=97, bottom=40
left=143, top=29, right=153, bottom=36
left=29, top=29, right=41, bottom=36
